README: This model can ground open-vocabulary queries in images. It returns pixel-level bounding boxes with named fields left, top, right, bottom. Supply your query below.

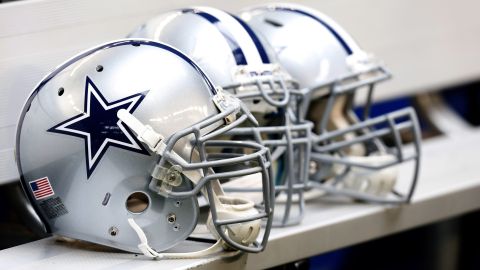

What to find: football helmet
left=241, top=3, right=421, bottom=203
left=15, top=39, right=274, bottom=257
left=129, top=7, right=313, bottom=226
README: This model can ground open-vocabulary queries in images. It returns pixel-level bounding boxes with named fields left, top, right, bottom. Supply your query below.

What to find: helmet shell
left=15, top=40, right=220, bottom=252
left=240, top=3, right=366, bottom=88
left=129, top=7, right=278, bottom=88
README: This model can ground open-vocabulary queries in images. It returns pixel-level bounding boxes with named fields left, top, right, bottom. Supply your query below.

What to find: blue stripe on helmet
left=32, top=40, right=217, bottom=96
left=273, top=7, right=353, bottom=55
left=182, top=8, right=248, bottom=65
left=230, top=14, right=270, bottom=64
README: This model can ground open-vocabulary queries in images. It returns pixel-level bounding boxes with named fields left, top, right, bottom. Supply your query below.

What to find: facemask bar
left=306, top=65, right=421, bottom=203
left=220, top=66, right=312, bottom=226
left=309, top=107, right=421, bottom=203
left=223, top=66, right=302, bottom=109
left=307, top=65, right=391, bottom=131
left=150, top=104, right=274, bottom=253
left=222, top=120, right=313, bottom=227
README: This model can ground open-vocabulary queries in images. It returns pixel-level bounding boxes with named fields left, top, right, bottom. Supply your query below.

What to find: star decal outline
left=48, top=76, right=150, bottom=178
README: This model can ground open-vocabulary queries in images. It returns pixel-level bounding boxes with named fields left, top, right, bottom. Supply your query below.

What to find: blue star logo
left=48, top=77, right=149, bottom=178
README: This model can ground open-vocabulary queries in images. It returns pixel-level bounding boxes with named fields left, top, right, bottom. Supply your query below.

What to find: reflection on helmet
left=241, top=3, right=421, bottom=204
left=15, top=39, right=274, bottom=258
left=129, top=7, right=313, bottom=227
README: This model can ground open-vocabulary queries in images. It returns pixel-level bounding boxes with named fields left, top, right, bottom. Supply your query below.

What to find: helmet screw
left=108, top=226, right=118, bottom=237
left=167, top=213, right=176, bottom=224
left=162, top=165, right=182, bottom=186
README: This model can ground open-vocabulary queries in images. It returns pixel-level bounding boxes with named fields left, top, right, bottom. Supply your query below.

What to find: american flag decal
left=29, top=177, right=54, bottom=200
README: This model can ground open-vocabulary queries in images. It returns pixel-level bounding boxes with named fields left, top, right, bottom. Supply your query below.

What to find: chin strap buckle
left=212, top=88, right=241, bottom=125
left=117, top=109, right=164, bottom=151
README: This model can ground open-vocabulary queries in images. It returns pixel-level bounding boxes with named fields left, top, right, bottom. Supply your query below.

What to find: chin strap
left=126, top=194, right=260, bottom=259
left=206, top=195, right=261, bottom=249
left=328, top=95, right=366, bottom=156
left=334, top=154, right=398, bottom=196
left=127, top=218, right=236, bottom=259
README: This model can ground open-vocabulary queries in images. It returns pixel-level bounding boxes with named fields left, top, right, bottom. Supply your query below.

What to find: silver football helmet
left=129, top=6, right=313, bottom=226
left=15, top=39, right=274, bottom=257
left=241, top=3, right=421, bottom=204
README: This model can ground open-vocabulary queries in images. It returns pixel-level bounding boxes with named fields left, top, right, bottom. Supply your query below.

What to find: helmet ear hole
left=126, top=192, right=150, bottom=213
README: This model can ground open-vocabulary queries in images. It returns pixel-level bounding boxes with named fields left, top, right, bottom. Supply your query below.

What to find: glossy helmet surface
left=15, top=39, right=274, bottom=256
left=129, top=7, right=313, bottom=226
left=241, top=3, right=421, bottom=203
